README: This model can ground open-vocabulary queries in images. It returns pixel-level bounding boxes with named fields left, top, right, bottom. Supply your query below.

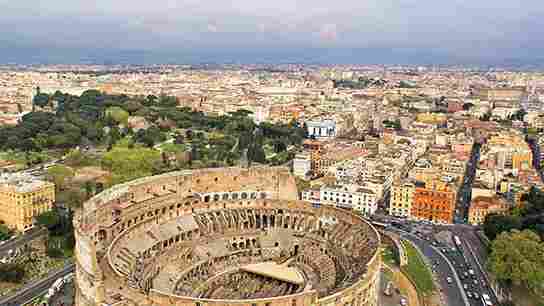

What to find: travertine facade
left=74, top=167, right=380, bottom=306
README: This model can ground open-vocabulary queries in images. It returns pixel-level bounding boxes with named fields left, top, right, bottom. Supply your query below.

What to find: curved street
left=0, top=263, right=74, bottom=306
left=385, top=221, right=500, bottom=306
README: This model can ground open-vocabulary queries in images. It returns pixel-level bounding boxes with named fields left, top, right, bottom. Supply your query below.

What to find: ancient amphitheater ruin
left=74, top=167, right=381, bottom=306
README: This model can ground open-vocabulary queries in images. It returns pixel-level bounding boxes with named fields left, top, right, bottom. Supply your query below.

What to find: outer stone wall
left=74, top=167, right=380, bottom=306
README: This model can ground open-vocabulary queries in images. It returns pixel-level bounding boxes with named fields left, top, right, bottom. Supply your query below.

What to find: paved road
left=452, top=228, right=501, bottom=306
left=386, top=227, right=468, bottom=306
left=0, top=263, right=75, bottom=306
left=0, top=227, right=47, bottom=258
left=455, top=143, right=480, bottom=223
left=382, top=219, right=502, bottom=306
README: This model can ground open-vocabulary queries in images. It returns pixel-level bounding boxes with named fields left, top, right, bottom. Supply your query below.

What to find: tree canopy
left=0, top=263, right=25, bottom=283
left=488, top=229, right=544, bottom=295
left=105, top=106, right=129, bottom=125
left=46, top=165, right=75, bottom=191
left=0, top=224, right=12, bottom=241
left=35, top=210, right=61, bottom=230
left=33, top=92, right=50, bottom=108
left=483, top=214, right=522, bottom=240
left=102, top=146, right=162, bottom=184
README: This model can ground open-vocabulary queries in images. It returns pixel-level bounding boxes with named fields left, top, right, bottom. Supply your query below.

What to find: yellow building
left=389, top=180, right=415, bottom=217
left=0, top=174, right=55, bottom=232
left=512, top=151, right=532, bottom=171
left=487, top=133, right=532, bottom=171
left=416, top=113, right=447, bottom=125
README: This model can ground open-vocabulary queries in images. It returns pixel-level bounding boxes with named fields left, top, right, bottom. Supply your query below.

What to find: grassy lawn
left=382, top=245, right=400, bottom=267
left=159, top=142, right=188, bottom=153
left=401, top=240, right=435, bottom=296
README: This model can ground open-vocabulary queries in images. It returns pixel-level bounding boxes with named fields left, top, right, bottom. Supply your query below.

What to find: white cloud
left=319, top=23, right=338, bottom=42
left=207, top=23, right=219, bottom=33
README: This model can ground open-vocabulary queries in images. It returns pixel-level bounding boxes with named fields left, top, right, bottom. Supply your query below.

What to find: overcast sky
left=1, top=0, right=543, bottom=64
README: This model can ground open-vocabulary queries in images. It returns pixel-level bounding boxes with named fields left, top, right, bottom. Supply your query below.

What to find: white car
left=400, top=297, right=408, bottom=306
left=446, top=277, right=452, bottom=284
left=482, top=293, right=493, bottom=306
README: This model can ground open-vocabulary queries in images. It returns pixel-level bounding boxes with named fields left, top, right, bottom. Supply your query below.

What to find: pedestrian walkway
left=381, top=264, right=420, bottom=306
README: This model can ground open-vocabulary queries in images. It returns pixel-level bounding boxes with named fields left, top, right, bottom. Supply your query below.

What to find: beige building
left=389, top=180, right=415, bottom=217
left=468, top=196, right=509, bottom=225
left=0, top=173, right=55, bottom=232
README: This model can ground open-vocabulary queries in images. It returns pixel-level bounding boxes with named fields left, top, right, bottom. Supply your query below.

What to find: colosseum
left=74, top=167, right=381, bottom=306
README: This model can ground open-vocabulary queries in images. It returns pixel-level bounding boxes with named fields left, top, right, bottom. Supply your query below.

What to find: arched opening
left=98, top=229, right=107, bottom=241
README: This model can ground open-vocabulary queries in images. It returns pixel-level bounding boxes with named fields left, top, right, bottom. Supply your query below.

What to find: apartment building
left=292, top=153, right=312, bottom=179
left=319, top=184, right=378, bottom=216
left=0, top=173, right=55, bottom=232
left=468, top=196, right=510, bottom=225
left=389, top=180, right=415, bottom=218
left=306, top=119, right=336, bottom=139
left=411, top=180, right=457, bottom=224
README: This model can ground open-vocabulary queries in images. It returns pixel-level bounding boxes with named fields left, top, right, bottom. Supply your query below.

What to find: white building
left=319, top=184, right=378, bottom=216
left=292, top=153, right=312, bottom=179
left=306, top=119, right=336, bottom=139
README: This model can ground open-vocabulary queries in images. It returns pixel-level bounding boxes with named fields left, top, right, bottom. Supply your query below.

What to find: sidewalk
left=382, top=264, right=421, bottom=306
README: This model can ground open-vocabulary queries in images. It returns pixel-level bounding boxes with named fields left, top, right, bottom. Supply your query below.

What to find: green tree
left=46, top=165, right=74, bottom=191
left=84, top=181, right=95, bottom=198
left=483, top=214, right=522, bottom=240
left=125, top=100, right=143, bottom=114
left=35, top=210, right=61, bottom=230
left=488, top=230, right=544, bottom=294
left=33, top=93, right=50, bottom=108
left=0, top=224, right=12, bottom=240
left=0, top=263, right=26, bottom=283
left=102, top=147, right=162, bottom=184
left=64, top=149, right=90, bottom=167
left=105, top=106, right=129, bottom=125
left=64, top=187, right=86, bottom=212
left=143, top=95, right=158, bottom=106
left=134, top=126, right=165, bottom=147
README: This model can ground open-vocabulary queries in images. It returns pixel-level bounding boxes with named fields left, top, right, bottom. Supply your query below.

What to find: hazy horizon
left=2, top=0, right=544, bottom=65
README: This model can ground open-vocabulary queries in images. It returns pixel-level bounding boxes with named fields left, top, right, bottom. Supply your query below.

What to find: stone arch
left=98, top=229, right=107, bottom=241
